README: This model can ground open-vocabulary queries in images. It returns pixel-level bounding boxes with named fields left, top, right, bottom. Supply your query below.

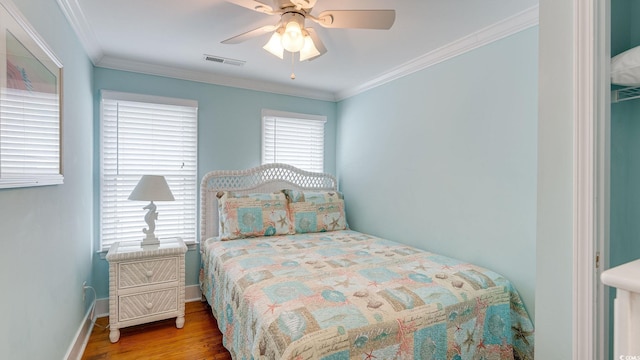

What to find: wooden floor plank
left=82, top=301, right=232, bottom=360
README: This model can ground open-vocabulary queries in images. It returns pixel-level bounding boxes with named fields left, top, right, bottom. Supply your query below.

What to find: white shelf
left=601, top=259, right=640, bottom=358
left=612, top=85, right=640, bottom=103
left=601, top=259, right=640, bottom=293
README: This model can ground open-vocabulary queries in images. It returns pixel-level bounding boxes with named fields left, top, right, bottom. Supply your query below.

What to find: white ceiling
left=59, top=0, right=539, bottom=100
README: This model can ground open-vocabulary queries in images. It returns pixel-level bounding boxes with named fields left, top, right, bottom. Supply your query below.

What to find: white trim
left=55, top=0, right=103, bottom=62
left=0, top=175, right=64, bottom=189
left=1, top=0, right=63, bottom=67
left=95, top=297, right=109, bottom=318
left=261, top=110, right=327, bottom=173
left=0, top=0, right=64, bottom=189
left=573, top=0, right=600, bottom=359
left=185, top=284, right=204, bottom=302
left=101, top=90, right=198, bottom=108
left=335, top=5, right=539, bottom=101
left=63, top=304, right=94, bottom=360
left=58, top=0, right=538, bottom=102
left=96, top=55, right=337, bottom=102
left=261, top=109, right=327, bottom=123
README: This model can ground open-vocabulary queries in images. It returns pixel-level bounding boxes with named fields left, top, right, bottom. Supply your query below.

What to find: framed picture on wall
left=0, top=0, right=63, bottom=189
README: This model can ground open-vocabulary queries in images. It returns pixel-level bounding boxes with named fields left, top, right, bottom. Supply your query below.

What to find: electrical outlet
left=82, top=281, right=87, bottom=302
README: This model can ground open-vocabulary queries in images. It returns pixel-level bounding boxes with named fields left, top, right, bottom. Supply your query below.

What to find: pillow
left=283, top=189, right=344, bottom=204
left=217, top=191, right=294, bottom=240
left=283, top=190, right=347, bottom=233
left=612, top=46, right=640, bottom=86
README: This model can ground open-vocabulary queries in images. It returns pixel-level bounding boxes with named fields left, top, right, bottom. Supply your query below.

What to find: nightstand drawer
left=118, top=257, right=178, bottom=288
left=118, top=288, right=178, bottom=322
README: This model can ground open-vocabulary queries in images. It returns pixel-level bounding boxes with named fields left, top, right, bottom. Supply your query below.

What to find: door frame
left=573, top=0, right=609, bottom=358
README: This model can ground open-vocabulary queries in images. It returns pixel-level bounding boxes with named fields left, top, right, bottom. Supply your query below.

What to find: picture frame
left=0, top=0, right=63, bottom=189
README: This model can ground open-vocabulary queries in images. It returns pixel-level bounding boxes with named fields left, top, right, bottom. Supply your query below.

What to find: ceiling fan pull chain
left=290, top=52, right=296, bottom=80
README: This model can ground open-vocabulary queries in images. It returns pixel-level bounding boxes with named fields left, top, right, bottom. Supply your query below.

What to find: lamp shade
left=263, top=31, right=285, bottom=59
left=299, top=35, right=320, bottom=61
left=128, top=175, right=175, bottom=201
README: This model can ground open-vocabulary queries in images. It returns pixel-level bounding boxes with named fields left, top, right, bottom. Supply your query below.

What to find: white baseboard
left=185, top=283, right=204, bottom=302
left=64, top=302, right=95, bottom=360
left=69, top=284, right=203, bottom=359
left=95, top=297, right=108, bottom=318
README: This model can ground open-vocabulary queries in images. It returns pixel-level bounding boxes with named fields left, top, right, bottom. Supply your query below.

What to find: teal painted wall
left=336, top=27, right=538, bottom=320
left=611, top=102, right=640, bottom=265
left=0, top=0, right=94, bottom=358
left=0, top=2, right=575, bottom=357
left=610, top=0, right=640, bottom=277
left=91, top=68, right=337, bottom=298
left=610, top=1, right=640, bottom=357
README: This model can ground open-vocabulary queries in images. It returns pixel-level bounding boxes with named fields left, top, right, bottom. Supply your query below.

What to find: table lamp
left=128, top=175, right=175, bottom=246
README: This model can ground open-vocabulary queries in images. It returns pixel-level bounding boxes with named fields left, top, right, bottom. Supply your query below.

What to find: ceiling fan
left=222, top=0, right=396, bottom=62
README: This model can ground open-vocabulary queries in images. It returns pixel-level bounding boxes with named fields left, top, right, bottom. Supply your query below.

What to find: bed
left=199, top=163, right=534, bottom=360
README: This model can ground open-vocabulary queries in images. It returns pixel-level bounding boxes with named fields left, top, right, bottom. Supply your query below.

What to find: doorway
left=607, top=1, right=640, bottom=359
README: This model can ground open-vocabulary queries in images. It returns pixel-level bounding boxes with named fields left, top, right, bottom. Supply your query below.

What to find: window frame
left=99, top=90, right=198, bottom=251
left=261, top=109, right=327, bottom=173
left=0, top=0, right=64, bottom=189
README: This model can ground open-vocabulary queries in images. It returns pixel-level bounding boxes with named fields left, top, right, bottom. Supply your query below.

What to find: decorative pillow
left=283, top=190, right=347, bottom=233
left=289, top=200, right=347, bottom=233
left=217, top=191, right=294, bottom=240
left=283, top=189, right=344, bottom=204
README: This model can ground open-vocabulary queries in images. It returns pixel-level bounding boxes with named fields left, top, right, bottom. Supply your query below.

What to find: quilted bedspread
left=200, top=230, right=534, bottom=360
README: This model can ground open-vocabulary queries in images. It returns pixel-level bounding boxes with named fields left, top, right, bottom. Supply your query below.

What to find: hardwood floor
left=82, top=301, right=232, bottom=360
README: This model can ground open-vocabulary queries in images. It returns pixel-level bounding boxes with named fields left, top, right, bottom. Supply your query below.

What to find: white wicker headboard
left=200, top=163, right=338, bottom=241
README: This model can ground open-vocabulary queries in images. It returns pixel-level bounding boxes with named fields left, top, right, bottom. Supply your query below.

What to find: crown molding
left=96, top=55, right=336, bottom=102
left=57, top=0, right=103, bottom=63
left=334, top=4, right=539, bottom=101
left=57, top=0, right=335, bottom=101
left=58, top=0, right=537, bottom=103
left=1, top=0, right=62, bottom=67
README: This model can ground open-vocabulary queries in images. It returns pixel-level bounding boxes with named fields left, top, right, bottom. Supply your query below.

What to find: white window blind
left=0, top=87, right=62, bottom=188
left=101, top=91, right=197, bottom=250
left=262, top=109, right=326, bottom=173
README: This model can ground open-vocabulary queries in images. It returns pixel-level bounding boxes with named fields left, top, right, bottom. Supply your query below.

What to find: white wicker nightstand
left=106, top=237, right=187, bottom=343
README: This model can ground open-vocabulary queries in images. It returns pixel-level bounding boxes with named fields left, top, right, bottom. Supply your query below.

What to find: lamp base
left=141, top=201, right=159, bottom=247
left=141, top=236, right=160, bottom=247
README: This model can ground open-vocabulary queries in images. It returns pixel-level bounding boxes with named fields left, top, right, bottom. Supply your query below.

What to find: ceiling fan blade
left=314, top=10, right=396, bottom=29
left=290, top=0, right=317, bottom=10
left=303, top=28, right=326, bottom=61
left=222, top=25, right=278, bottom=44
left=224, top=0, right=274, bottom=14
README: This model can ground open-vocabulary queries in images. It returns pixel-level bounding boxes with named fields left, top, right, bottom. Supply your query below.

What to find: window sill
left=0, top=175, right=63, bottom=189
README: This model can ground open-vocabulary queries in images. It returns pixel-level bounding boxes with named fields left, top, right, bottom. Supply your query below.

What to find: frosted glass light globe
left=282, top=21, right=304, bottom=52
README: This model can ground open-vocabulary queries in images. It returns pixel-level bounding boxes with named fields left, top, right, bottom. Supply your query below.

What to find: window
left=0, top=3, right=63, bottom=189
left=100, top=91, right=197, bottom=250
left=262, top=109, right=326, bottom=173
left=0, top=86, right=62, bottom=188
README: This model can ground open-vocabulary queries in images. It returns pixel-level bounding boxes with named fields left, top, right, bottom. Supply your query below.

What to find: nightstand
left=106, top=237, right=187, bottom=343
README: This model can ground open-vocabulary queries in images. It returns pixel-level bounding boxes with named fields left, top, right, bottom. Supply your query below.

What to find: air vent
left=203, top=54, right=245, bottom=67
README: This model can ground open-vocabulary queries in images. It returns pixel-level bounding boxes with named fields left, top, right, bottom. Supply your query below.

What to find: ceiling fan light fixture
left=224, top=1, right=397, bottom=66
left=281, top=20, right=305, bottom=52
left=263, top=31, right=284, bottom=59
left=299, top=34, right=320, bottom=61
